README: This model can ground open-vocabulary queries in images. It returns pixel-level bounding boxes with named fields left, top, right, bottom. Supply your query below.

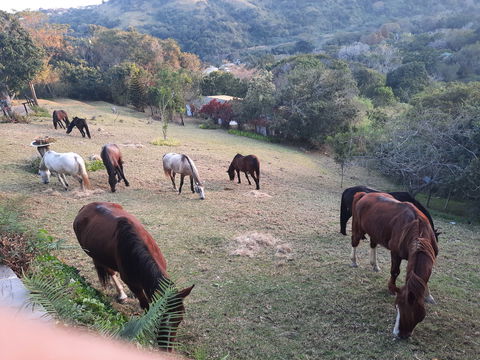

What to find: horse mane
left=116, top=218, right=173, bottom=300
left=182, top=155, right=202, bottom=185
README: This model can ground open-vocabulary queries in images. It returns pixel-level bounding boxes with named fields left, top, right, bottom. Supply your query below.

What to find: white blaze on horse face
left=39, top=169, right=51, bottom=184
left=196, top=184, right=205, bottom=200
left=393, top=305, right=401, bottom=337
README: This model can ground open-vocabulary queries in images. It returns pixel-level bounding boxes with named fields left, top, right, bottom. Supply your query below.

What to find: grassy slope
left=0, top=99, right=478, bottom=360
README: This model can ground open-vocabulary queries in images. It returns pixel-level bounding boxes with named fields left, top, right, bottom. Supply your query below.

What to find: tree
left=129, top=71, right=147, bottom=112
left=0, top=11, right=44, bottom=117
left=200, top=71, right=248, bottom=97
left=386, top=62, right=430, bottom=102
left=199, top=99, right=233, bottom=127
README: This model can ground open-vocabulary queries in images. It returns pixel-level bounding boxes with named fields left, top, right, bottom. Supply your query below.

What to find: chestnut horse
left=227, top=154, right=260, bottom=190
left=73, top=202, right=194, bottom=350
left=66, top=116, right=91, bottom=138
left=52, top=110, right=70, bottom=129
left=340, top=185, right=438, bottom=239
left=351, top=192, right=438, bottom=339
left=101, top=144, right=129, bottom=192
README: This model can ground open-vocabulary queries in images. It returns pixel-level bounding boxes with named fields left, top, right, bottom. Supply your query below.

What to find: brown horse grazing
left=101, top=144, right=130, bottom=192
left=52, top=110, right=70, bottom=129
left=339, top=185, right=439, bottom=240
left=73, top=202, right=194, bottom=350
left=66, top=117, right=91, bottom=138
left=227, top=154, right=260, bottom=190
left=351, top=192, right=438, bottom=339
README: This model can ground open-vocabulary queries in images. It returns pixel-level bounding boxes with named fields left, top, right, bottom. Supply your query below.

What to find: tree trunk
left=180, top=113, right=185, bottom=126
left=427, top=185, right=433, bottom=207
left=340, top=162, right=344, bottom=188
left=29, top=82, right=39, bottom=106
left=444, top=188, right=453, bottom=210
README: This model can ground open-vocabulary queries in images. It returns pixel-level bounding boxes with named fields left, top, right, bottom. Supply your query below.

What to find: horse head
left=39, top=168, right=51, bottom=184
left=194, top=182, right=205, bottom=200
left=227, top=165, right=235, bottom=180
left=156, top=285, right=194, bottom=351
left=393, top=274, right=427, bottom=339
left=66, top=118, right=76, bottom=134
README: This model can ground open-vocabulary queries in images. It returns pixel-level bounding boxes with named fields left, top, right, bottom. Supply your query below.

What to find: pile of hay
left=230, top=232, right=292, bottom=259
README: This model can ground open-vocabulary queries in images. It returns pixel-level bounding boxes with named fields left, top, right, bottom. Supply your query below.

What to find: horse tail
left=101, top=145, right=115, bottom=179
left=184, top=155, right=202, bottom=185
left=254, top=156, right=260, bottom=180
left=53, top=111, right=58, bottom=129
left=84, top=121, right=91, bottom=139
left=76, top=156, right=90, bottom=189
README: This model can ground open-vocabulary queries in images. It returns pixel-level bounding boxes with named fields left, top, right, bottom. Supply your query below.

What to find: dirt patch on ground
left=118, top=142, right=144, bottom=148
left=243, top=190, right=272, bottom=198
left=0, top=233, right=34, bottom=275
left=42, top=188, right=105, bottom=198
left=230, top=232, right=292, bottom=259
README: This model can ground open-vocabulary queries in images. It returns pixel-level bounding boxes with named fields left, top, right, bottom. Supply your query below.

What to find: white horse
left=39, top=150, right=90, bottom=191
left=163, top=152, right=205, bottom=199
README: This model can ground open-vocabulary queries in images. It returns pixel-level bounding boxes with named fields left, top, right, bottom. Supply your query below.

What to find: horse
left=227, top=154, right=260, bottom=190
left=66, top=117, right=91, bottom=139
left=101, top=144, right=130, bottom=192
left=39, top=150, right=90, bottom=191
left=340, top=185, right=438, bottom=240
left=351, top=192, right=438, bottom=339
left=163, top=153, right=205, bottom=200
left=73, top=202, right=194, bottom=350
left=52, top=110, right=70, bottom=129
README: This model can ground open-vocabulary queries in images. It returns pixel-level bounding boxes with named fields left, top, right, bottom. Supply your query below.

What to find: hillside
left=50, top=0, right=479, bottom=61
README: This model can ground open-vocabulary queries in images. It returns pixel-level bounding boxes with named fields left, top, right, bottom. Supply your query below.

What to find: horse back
left=102, top=144, right=122, bottom=167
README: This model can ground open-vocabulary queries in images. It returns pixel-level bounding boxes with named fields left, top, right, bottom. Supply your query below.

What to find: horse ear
left=407, top=290, right=416, bottom=305
left=178, top=284, right=195, bottom=299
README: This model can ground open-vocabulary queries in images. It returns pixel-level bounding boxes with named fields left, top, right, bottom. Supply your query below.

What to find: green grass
left=31, top=105, right=50, bottom=118
left=228, top=129, right=275, bottom=142
left=0, top=98, right=478, bottom=360
left=150, top=137, right=181, bottom=146
left=86, top=159, right=105, bottom=172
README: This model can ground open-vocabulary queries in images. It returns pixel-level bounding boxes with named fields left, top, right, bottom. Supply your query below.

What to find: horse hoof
left=372, top=266, right=381, bottom=272
left=350, top=262, right=358, bottom=268
left=425, top=295, right=436, bottom=304
left=117, top=296, right=128, bottom=304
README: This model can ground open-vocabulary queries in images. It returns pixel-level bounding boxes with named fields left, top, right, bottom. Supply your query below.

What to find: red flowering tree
left=199, top=99, right=233, bottom=127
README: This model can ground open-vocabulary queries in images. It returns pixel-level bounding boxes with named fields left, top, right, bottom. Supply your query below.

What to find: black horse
left=340, top=185, right=439, bottom=239
left=66, top=117, right=91, bottom=139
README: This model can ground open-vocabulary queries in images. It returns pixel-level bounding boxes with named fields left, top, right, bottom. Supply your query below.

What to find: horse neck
left=184, top=156, right=201, bottom=185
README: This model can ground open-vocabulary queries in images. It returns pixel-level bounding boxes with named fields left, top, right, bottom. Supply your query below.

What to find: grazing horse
left=227, top=154, right=260, bottom=190
left=101, top=144, right=129, bottom=192
left=66, top=117, right=91, bottom=139
left=52, top=110, right=70, bottom=129
left=351, top=192, right=438, bottom=339
left=73, top=202, right=194, bottom=350
left=39, top=150, right=90, bottom=191
left=163, top=153, right=205, bottom=200
left=340, top=185, right=438, bottom=239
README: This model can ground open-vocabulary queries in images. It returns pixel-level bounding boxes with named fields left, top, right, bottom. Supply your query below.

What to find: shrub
left=86, top=159, right=105, bottom=172
left=31, top=105, right=50, bottom=117
left=228, top=129, right=275, bottom=142
left=150, top=137, right=180, bottom=146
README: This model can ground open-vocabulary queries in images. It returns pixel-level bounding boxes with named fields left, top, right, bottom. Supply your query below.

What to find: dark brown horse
left=73, top=202, right=194, bottom=350
left=340, top=185, right=438, bottom=239
left=52, top=110, right=70, bottom=129
left=351, top=192, right=438, bottom=339
left=227, top=154, right=260, bottom=190
left=101, top=144, right=130, bottom=192
left=66, top=117, right=91, bottom=138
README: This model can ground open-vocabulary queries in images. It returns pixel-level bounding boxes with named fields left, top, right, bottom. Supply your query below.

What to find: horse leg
left=251, top=172, right=260, bottom=190
left=190, top=176, right=194, bottom=193
left=369, top=243, right=381, bottom=272
left=170, top=172, right=177, bottom=190
left=178, top=175, right=185, bottom=194
left=80, top=126, right=86, bottom=137
left=350, top=230, right=364, bottom=268
left=118, top=163, right=129, bottom=186
left=111, top=273, right=128, bottom=303
left=128, top=284, right=150, bottom=310
left=236, top=170, right=241, bottom=184
left=56, top=173, right=68, bottom=190
left=245, top=172, right=252, bottom=185
left=61, top=173, right=69, bottom=187
left=388, top=253, right=401, bottom=295
left=73, top=174, right=85, bottom=191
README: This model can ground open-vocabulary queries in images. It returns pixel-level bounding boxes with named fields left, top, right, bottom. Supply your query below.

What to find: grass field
left=0, top=99, right=479, bottom=360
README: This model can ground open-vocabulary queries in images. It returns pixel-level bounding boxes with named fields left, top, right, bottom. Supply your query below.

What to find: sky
left=0, top=0, right=104, bottom=12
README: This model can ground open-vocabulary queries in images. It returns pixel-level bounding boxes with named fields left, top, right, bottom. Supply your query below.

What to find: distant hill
left=50, top=0, right=479, bottom=62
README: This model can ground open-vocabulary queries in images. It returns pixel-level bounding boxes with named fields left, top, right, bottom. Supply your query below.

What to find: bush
left=150, top=137, right=180, bottom=146
left=86, top=159, right=105, bottom=172
left=199, top=122, right=220, bottom=129
left=31, top=105, right=50, bottom=117
left=228, top=129, right=275, bottom=142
